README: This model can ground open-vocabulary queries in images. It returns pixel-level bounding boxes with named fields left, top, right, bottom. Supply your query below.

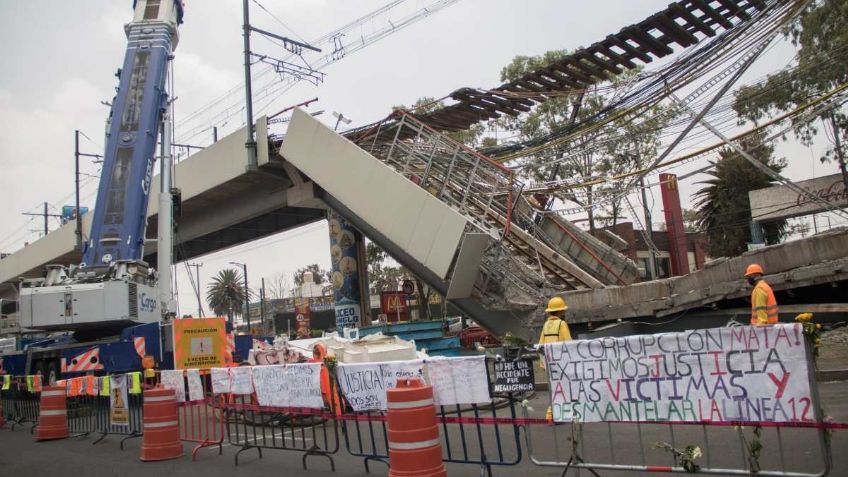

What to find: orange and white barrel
left=386, top=378, right=446, bottom=477
left=35, top=385, right=69, bottom=441
left=139, top=386, right=184, bottom=461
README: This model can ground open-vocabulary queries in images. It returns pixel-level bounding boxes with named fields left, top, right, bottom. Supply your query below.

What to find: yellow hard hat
left=545, top=296, right=568, bottom=313
left=744, top=263, right=764, bottom=277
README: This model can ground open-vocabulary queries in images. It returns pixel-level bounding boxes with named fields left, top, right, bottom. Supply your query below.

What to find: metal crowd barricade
left=525, top=340, right=833, bottom=477
left=65, top=379, right=100, bottom=438
left=340, top=357, right=525, bottom=476
left=177, top=370, right=226, bottom=460
left=0, top=377, right=13, bottom=428
left=5, top=376, right=40, bottom=431
left=65, top=374, right=144, bottom=448
left=94, top=387, right=144, bottom=448
left=220, top=380, right=340, bottom=468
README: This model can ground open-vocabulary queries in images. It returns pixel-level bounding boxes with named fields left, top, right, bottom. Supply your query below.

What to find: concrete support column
left=750, top=221, right=765, bottom=245
left=328, top=210, right=370, bottom=331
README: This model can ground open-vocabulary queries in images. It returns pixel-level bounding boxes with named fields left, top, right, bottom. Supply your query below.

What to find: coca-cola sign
left=749, top=173, right=848, bottom=222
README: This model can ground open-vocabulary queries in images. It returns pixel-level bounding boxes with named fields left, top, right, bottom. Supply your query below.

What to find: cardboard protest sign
left=160, top=369, right=186, bottom=402
left=427, top=356, right=491, bottom=406
left=544, top=324, right=814, bottom=423
left=186, top=368, right=204, bottom=402
left=337, top=360, right=424, bottom=411
left=211, top=368, right=231, bottom=394
left=493, top=358, right=535, bottom=393
left=251, top=364, right=324, bottom=409
left=229, top=366, right=254, bottom=395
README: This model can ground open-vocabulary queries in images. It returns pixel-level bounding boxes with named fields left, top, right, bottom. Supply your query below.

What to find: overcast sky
left=1, top=0, right=843, bottom=316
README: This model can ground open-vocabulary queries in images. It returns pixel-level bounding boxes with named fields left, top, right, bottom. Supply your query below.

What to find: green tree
left=366, top=241, right=433, bottom=320
left=293, top=264, right=330, bottom=287
left=681, top=208, right=702, bottom=233
left=733, top=0, right=848, bottom=179
left=366, top=242, right=405, bottom=293
left=206, top=268, right=248, bottom=326
left=495, top=50, right=674, bottom=230
left=693, top=133, right=788, bottom=257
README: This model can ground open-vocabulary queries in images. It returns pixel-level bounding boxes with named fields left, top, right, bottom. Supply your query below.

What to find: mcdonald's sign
left=380, top=291, right=409, bottom=323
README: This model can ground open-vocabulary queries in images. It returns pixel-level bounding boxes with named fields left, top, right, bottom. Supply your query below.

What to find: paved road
left=2, top=381, right=846, bottom=476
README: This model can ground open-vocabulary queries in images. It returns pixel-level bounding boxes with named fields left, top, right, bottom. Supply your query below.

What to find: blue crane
left=83, top=0, right=184, bottom=268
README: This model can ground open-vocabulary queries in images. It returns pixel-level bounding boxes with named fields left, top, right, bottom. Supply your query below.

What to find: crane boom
left=19, top=0, right=185, bottom=335
left=83, top=0, right=184, bottom=268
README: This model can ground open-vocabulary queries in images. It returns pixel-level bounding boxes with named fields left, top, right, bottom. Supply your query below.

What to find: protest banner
left=110, top=374, right=130, bottom=429
left=427, top=356, right=491, bottom=406
left=186, top=369, right=204, bottom=402
left=211, top=368, right=231, bottom=394
left=251, top=364, right=324, bottom=409
left=493, top=358, right=535, bottom=393
left=172, top=317, right=228, bottom=369
left=229, top=367, right=254, bottom=395
left=337, top=359, right=424, bottom=411
left=544, top=324, right=814, bottom=423
left=160, top=369, right=186, bottom=402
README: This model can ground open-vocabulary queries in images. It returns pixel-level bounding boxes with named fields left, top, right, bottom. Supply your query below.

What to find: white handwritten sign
left=229, top=367, right=254, bottom=395
left=427, top=356, right=491, bottom=406
left=211, top=368, right=231, bottom=394
left=251, top=364, right=324, bottom=409
left=337, top=360, right=424, bottom=411
left=186, top=369, right=204, bottom=402
left=544, top=324, right=813, bottom=423
left=160, top=369, right=186, bottom=402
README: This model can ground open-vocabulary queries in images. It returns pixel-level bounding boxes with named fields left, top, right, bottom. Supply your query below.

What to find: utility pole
left=187, top=262, right=203, bottom=317
left=241, top=0, right=320, bottom=170
left=22, top=202, right=62, bottom=238
left=632, top=154, right=657, bottom=280
left=73, top=130, right=103, bottom=251
left=242, top=0, right=257, bottom=170
left=75, top=131, right=82, bottom=250
left=639, top=177, right=657, bottom=280
left=260, top=277, right=266, bottom=334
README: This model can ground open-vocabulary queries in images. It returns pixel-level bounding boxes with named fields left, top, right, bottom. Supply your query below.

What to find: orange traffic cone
left=35, top=385, right=69, bottom=441
left=139, top=386, right=184, bottom=462
left=386, top=379, right=446, bottom=477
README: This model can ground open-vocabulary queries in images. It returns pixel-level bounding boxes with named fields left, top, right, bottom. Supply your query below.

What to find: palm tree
left=206, top=268, right=247, bottom=326
left=693, top=133, right=787, bottom=258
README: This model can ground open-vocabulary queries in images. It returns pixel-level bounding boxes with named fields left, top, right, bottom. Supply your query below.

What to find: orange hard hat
left=744, top=263, right=764, bottom=277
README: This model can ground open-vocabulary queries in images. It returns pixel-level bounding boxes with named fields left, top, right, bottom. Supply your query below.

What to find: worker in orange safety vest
left=310, top=343, right=342, bottom=415
left=745, top=263, right=779, bottom=325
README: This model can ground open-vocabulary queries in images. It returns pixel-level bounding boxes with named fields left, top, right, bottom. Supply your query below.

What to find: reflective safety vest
left=100, top=376, right=111, bottom=397
left=128, top=372, right=142, bottom=395
left=539, top=317, right=572, bottom=345
left=751, top=280, right=779, bottom=325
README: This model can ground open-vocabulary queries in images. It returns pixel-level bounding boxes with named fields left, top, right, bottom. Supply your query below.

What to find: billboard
left=748, top=173, right=848, bottom=222
left=172, top=317, right=228, bottom=369
left=328, top=211, right=364, bottom=330
left=294, top=298, right=311, bottom=338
